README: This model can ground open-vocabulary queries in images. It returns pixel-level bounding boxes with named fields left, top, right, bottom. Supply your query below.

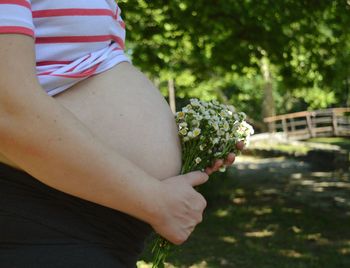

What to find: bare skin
left=0, top=61, right=243, bottom=177
left=0, top=34, right=242, bottom=245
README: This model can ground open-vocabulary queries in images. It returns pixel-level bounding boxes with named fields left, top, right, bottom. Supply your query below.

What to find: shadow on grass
left=140, top=156, right=350, bottom=268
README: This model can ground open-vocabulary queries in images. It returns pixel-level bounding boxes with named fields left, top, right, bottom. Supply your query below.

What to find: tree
left=118, top=0, right=350, bottom=126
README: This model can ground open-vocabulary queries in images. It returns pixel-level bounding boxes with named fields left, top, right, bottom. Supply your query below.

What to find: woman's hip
left=0, top=243, right=125, bottom=268
left=0, top=162, right=152, bottom=267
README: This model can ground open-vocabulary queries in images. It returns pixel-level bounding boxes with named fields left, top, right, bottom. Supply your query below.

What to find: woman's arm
left=0, top=34, right=207, bottom=245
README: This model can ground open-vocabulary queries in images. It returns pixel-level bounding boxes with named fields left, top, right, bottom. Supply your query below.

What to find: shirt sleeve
left=0, top=0, right=34, bottom=37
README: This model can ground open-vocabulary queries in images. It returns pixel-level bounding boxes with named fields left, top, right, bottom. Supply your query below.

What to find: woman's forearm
left=0, top=86, right=160, bottom=225
left=0, top=35, right=208, bottom=245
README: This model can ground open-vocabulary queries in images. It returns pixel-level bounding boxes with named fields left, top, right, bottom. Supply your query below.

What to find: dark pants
left=0, top=162, right=152, bottom=268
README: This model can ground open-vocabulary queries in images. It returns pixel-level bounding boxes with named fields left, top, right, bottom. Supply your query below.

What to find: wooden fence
left=263, top=108, right=350, bottom=140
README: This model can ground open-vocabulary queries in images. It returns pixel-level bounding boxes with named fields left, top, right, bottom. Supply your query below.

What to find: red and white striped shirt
left=0, top=0, right=130, bottom=96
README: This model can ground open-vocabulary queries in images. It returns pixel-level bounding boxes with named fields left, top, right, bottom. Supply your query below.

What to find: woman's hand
left=148, top=142, right=244, bottom=244
left=205, top=141, right=245, bottom=175
left=150, top=171, right=208, bottom=245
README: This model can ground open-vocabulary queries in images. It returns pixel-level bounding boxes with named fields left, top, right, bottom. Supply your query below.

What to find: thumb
left=184, top=171, right=209, bottom=187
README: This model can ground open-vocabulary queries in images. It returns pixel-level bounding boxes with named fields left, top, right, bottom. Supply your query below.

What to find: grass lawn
left=138, top=156, right=350, bottom=268
left=249, top=137, right=350, bottom=157
left=307, top=137, right=350, bottom=151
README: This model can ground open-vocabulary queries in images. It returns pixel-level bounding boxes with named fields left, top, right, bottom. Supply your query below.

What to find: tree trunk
left=261, top=56, right=276, bottom=132
left=346, top=76, right=350, bottom=107
left=168, top=78, right=176, bottom=114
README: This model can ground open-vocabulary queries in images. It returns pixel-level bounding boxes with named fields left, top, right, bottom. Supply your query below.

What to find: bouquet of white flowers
left=151, top=98, right=254, bottom=268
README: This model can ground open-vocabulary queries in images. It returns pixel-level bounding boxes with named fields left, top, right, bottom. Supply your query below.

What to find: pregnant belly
left=53, top=62, right=182, bottom=180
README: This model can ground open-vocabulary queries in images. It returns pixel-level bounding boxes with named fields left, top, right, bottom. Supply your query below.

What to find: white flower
left=201, top=101, right=208, bottom=107
left=204, top=114, right=211, bottom=120
left=192, top=119, right=200, bottom=127
left=214, top=151, right=222, bottom=157
left=220, top=110, right=228, bottom=117
left=183, top=104, right=195, bottom=114
left=193, top=128, right=201, bottom=137
left=179, top=122, right=188, bottom=128
left=237, top=126, right=244, bottom=136
left=245, top=122, right=255, bottom=135
left=194, top=114, right=203, bottom=121
left=212, top=122, right=219, bottom=130
left=212, top=137, right=220, bottom=144
left=203, top=110, right=210, bottom=116
left=212, top=115, right=220, bottom=122
left=236, top=121, right=254, bottom=137
left=179, top=128, right=188, bottom=136
left=238, top=112, right=247, bottom=120
left=176, top=111, right=185, bottom=119
left=223, top=121, right=230, bottom=131
left=190, top=98, right=201, bottom=106
left=219, top=166, right=226, bottom=173
left=217, top=130, right=225, bottom=137
left=175, top=100, right=254, bottom=172
left=227, top=105, right=236, bottom=113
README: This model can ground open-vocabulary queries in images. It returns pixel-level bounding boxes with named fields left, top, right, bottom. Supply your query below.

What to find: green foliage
left=292, top=88, right=336, bottom=110
left=118, top=0, right=350, bottom=122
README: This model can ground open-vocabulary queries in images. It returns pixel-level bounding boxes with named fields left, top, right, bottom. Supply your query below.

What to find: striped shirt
left=0, top=0, right=130, bottom=96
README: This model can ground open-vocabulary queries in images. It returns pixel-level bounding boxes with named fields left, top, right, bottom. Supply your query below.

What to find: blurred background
left=118, top=1, right=350, bottom=267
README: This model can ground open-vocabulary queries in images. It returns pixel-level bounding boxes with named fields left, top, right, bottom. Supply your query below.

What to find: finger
left=190, top=226, right=195, bottom=233
left=236, top=141, right=245, bottom=151
left=212, top=159, right=224, bottom=172
left=185, top=171, right=209, bottom=187
left=224, top=153, right=236, bottom=166
left=205, top=167, right=213, bottom=175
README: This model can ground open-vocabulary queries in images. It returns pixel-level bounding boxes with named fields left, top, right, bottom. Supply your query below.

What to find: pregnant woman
left=0, top=1, right=240, bottom=267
